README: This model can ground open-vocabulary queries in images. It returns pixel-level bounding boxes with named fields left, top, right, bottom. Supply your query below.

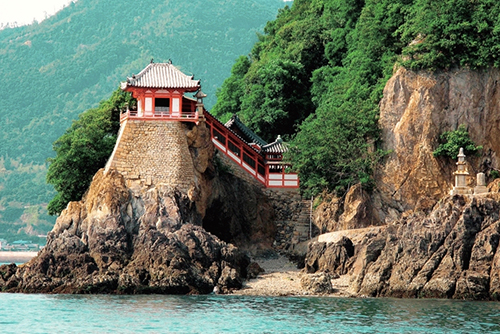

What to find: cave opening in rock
left=203, top=199, right=234, bottom=244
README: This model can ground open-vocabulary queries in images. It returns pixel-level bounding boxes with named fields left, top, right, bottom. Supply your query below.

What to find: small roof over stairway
left=225, top=114, right=268, bottom=148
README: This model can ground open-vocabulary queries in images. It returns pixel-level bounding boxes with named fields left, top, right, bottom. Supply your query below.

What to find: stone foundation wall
left=105, top=120, right=196, bottom=192
left=264, top=189, right=313, bottom=252
left=216, top=149, right=264, bottom=189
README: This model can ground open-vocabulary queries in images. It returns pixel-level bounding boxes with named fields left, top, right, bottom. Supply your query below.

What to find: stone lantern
left=194, top=89, right=207, bottom=120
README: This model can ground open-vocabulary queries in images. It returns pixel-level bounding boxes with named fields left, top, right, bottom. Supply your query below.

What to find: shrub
left=433, top=125, right=482, bottom=160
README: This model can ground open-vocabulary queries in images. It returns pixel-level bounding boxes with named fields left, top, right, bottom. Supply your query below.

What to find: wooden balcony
left=120, top=110, right=199, bottom=123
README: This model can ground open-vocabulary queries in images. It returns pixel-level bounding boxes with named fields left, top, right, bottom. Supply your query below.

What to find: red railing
left=204, top=111, right=299, bottom=189
left=120, top=110, right=199, bottom=122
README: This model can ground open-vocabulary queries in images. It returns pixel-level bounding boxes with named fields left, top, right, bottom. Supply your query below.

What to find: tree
left=211, top=56, right=251, bottom=123
left=46, top=88, right=134, bottom=215
left=399, top=0, right=500, bottom=70
left=239, top=58, right=311, bottom=141
left=433, top=125, right=482, bottom=160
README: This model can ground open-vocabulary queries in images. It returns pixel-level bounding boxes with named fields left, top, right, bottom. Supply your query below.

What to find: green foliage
left=215, top=0, right=406, bottom=196
left=216, top=0, right=500, bottom=197
left=211, top=56, right=251, bottom=124
left=212, top=0, right=329, bottom=141
left=46, top=89, right=133, bottom=215
left=399, top=0, right=500, bottom=70
left=433, top=125, right=482, bottom=160
left=0, top=0, right=285, bottom=233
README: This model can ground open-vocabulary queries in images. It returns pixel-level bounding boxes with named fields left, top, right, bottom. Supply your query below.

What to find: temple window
left=155, top=98, right=170, bottom=113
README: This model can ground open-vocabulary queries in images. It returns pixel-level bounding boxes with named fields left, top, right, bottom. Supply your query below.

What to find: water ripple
left=0, top=294, right=499, bottom=333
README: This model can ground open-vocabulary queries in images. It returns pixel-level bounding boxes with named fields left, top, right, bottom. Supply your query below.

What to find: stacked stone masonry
left=105, top=120, right=196, bottom=192
left=216, top=150, right=264, bottom=188
left=217, top=148, right=313, bottom=251
left=265, top=189, right=314, bottom=251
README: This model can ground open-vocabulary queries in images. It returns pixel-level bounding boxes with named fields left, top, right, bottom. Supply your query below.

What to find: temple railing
left=120, top=110, right=199, bottom=123
left=204, top=111, right=299, bottom=189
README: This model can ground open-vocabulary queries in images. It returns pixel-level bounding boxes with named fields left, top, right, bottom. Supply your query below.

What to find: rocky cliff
left=306, top=190, right=500, bottom=300
left=1, top=168, right=252, bottom=294
left=314, top=67, right=500, bottom=232
left=0, top=121, right=275, bottom=294
left=305, top=67, right=500, bottom=300
left=376, top=67, right=500, bottom=219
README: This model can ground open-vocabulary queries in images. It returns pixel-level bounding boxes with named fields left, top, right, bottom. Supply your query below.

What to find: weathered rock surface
left=306, top=193, right=500, bottom=300
left=303, top=67, right=500, bottom=300
left=203, top=170, right=276, bottom=251
left=300, top=272, right=334, bottom=294
left=304, top=236, right=354, bottom=276
left=0, top=169, right=250, bottom=294
left=314, top=67, right=500, bottom=233
left=376, top=67, right=500, bottom=221
left=314, top=185, right=381, bottom=234
left=0, top=121, right=273, bottom=294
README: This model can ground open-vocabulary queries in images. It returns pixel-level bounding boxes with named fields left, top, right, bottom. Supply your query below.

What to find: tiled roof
left=224, top=114, right=267, bottom=147
left=122, top=62, right=200, bottom=90
left=262, top=135, right=288, bottom=154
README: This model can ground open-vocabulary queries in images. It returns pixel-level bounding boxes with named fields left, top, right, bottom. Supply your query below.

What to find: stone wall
left=264, top=189, right=313, bottom=252
left=105, top=120, right=196, bottom=193
left=215, top=149, right=264, bottom=189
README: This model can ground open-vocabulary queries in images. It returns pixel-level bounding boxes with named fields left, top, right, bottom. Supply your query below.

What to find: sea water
left=1, top=294, right=499, bottom=333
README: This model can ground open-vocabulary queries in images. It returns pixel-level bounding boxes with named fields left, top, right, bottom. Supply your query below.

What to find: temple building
left=120, top=61, right=202, bottom=123
left=105, top=61, right=299, bottom=190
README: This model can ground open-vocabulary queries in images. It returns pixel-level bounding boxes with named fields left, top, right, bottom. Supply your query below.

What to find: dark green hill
left=0, top=0, right=285, bottom=238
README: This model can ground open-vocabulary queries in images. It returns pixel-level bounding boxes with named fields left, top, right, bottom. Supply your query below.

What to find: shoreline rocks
left=305, top=193, right=500, bottom=300
left=0, top=170, right=250, bottom=294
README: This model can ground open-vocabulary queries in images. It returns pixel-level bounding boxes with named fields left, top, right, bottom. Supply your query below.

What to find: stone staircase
left=267, top=190, right=314, bottom=251
left=293, top=199, right=313, bottom=243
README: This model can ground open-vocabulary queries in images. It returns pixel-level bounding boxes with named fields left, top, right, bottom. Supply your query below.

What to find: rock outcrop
left=305, top=67, right=500, bottom=300
left=306, top=193, right=500, bottom=300
left=203, top=170, right=276, bottom=251
left=313, top=184, right=381, bottom=234
left=313, top=67, right=500, bottom=233
left=0, top=121, right=275, bottom=294
left=0, top=169, right=250, bottom=294
left=376, top=67, right=500, bottom=220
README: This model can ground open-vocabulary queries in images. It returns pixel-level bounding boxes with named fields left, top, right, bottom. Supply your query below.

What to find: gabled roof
left=121, top=62, right=200, bottom=91
left=262, top=135, right=288, bottom=154
left=225, top=114, right=267, bottom=147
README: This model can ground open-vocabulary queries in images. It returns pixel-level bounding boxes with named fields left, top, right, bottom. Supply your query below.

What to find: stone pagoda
left=451, top=147, right=471, bottom=195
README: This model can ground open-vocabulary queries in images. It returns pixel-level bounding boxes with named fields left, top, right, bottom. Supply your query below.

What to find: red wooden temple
left=120, top=61, right=299, bottom=189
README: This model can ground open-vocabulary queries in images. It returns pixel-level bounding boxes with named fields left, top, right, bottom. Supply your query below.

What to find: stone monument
left=451, top=147, right=471, bottom=195
left=474, top=172, right=488, bottom=195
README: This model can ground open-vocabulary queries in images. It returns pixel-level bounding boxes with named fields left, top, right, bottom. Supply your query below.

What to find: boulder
left=300, top=272, right=334, bottom=294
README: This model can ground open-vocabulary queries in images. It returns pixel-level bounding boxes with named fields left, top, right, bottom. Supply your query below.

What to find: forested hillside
left=0, top=0, right=285, bottom=240
left=213, top=0, right=500, bottom=197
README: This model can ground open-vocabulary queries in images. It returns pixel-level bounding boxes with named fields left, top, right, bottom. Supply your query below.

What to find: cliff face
left=304, top=67, right=500, bottom=300
left=376, top=67, right=500, bottom=219
left=313, top=67, right=500, bottom=234
left=0, top=121, right=276, bottom=294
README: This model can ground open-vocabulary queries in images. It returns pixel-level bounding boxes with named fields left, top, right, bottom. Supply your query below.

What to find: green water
left=1, top=294, right=499, bottom=333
